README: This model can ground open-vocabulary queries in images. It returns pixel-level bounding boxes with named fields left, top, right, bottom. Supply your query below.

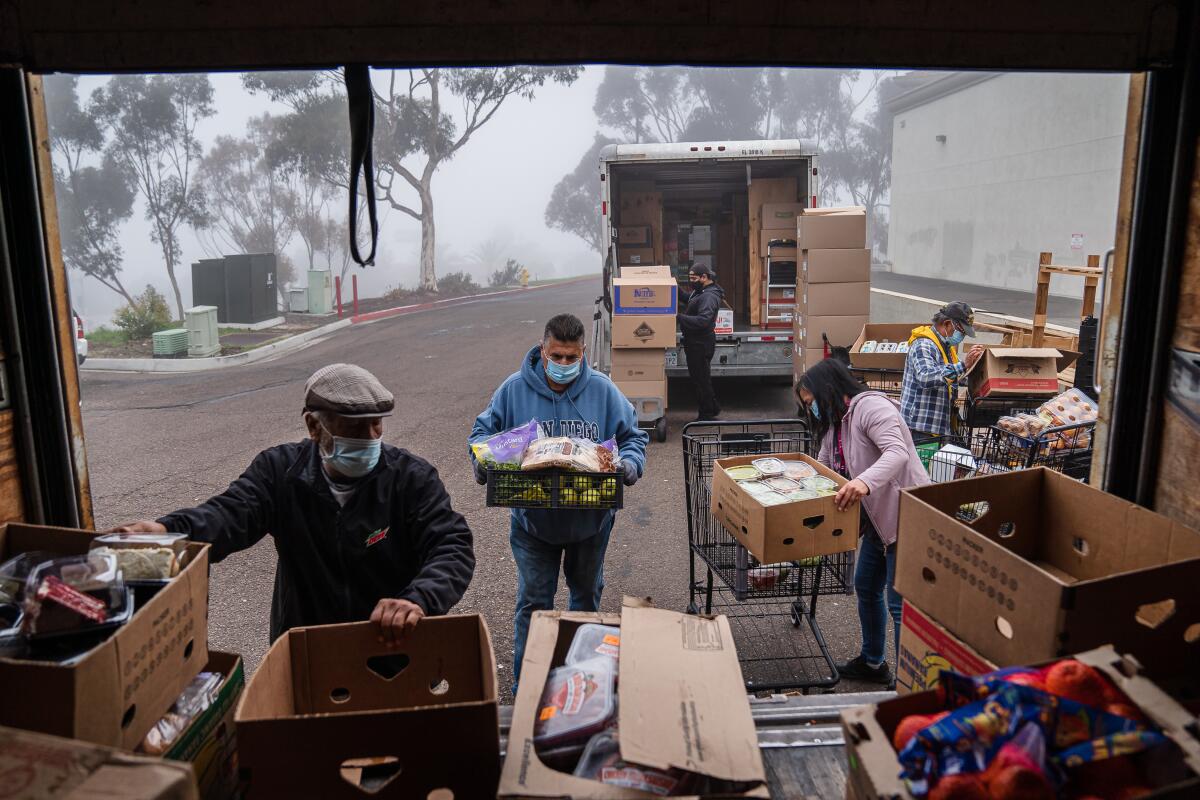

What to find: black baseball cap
left=688, top=264, right=715, bottom=278
left=937, top=301, right=976, bottom=337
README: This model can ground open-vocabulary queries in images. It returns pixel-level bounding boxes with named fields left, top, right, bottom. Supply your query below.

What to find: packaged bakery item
left=91, top=546, right=178, bottom=580
left=573, top=730, right=689, bottom=795
left=1037, top=389, right=1098, bottom=427
left=534, top=656, right=617, bottom=751
left=747, top=563, right=791, bottom=592
left=750, top=457, right=785, bottom=477
left=566, top=624, right=621, bottom=666
left=521, top=437, right=617, bottom=473
left=140, top=670, right=223, bottom=755
left=21, top=552, right=133, bottom=642
left=780, top=460, right=817, bottom=480
left=471, top=418, right=542, bottom=469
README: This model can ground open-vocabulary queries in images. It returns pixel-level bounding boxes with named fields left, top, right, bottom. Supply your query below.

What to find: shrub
left=437, top=271, right=480, bottom=296
left=489, top=258, right=523, bottom=288
left=113, top=285, right=172, bottom=340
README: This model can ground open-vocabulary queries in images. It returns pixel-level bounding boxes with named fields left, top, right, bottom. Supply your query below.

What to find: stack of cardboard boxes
left=791, top=207, right=871, bottom=380
left=611, top=265, right=676, bottom=406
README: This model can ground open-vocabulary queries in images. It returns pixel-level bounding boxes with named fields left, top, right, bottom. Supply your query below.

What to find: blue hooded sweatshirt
left=470, top=344, right=649, bottom=544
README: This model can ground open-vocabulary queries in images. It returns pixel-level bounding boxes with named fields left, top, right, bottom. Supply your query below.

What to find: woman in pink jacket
left=796, top=358, right=931, bottom=687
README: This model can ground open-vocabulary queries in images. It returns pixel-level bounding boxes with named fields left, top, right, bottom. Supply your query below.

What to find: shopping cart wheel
left=686, top=601, right=701, bottom=615
left=790, top=602, right=804, bottom=627
left=654, top=417, right=667, bottom=443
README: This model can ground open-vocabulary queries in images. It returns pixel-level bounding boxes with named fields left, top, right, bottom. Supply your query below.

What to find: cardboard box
left=796, top=210, right=866, bottom=249
left=618, top=246, right=656, bottom=266
left=0, top=523, right=210, bottom=749
left=157, top=652, right=244, bottom=800
left=499, top=598, right=768, bottom=799
left=0, top=725, right=199, bottom=800
left=842, top=646, right=1200, bottom=800
left=759, top=231, right=797, bottom=252
left=613, top=276, right=678, bottom=315
left=966, top=347, right=1075, bottom=398
left=805, top=248, right=871, bottom=284
left=800, top=315, right=870, bottom=350
left=792, top=347, right=829, bottom=376
left=612, top=314, right=675, bottom=349
left=804, top=281, right=870, bottom=316
left=610, top=348, right=665, bottom=381
left=851, top=323, right=921, bottom=371
left=711, top=453, right=857, bottom=564
left=760, top=202, right=807, bottom=230
left=619, top=265, right=672, bottom=278
left=615, top=378, right=667, bottom=402
left=895, top=468, right=1200, bottom=676
left=895, top=601, right=996, bottom=696
left=617, top=225, right=652, bottom=246
left=236, top=617, right=499, bottom=799
left=715, top=308, right=734, bottom=335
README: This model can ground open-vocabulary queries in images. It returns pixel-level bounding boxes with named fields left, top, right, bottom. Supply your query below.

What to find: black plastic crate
left=485, top=469, right=623, bottom=509
left=960, top=395, right=1039, bottom=429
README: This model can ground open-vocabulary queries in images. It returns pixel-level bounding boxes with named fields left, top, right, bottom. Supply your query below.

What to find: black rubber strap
left=345, top=64, right=378, bottom=267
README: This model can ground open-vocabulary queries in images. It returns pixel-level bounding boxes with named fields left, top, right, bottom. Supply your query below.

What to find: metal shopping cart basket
left=681, top=419, right=854, bottom=692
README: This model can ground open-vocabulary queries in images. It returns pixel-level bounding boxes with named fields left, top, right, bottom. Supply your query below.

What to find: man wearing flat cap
left=679, top=264, right=725, bottom=421
left=111, top=363, right=475, bottom=645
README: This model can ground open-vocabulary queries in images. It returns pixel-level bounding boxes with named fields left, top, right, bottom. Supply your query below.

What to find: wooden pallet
left=1032, top=251, right=1101, bottom=347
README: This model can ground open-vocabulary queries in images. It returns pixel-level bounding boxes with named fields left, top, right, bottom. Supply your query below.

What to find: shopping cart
left=681, top=420, right=853, bottom=692
left=975, top=420, right=1096, bottom=480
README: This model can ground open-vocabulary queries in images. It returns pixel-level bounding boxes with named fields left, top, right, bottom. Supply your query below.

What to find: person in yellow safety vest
left=899, top=301, right=985, bottom=437
left=519, top=267, right=530, bottom=287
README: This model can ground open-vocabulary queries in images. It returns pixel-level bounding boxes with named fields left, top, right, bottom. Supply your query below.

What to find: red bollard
left=335, top=276, right=343, bottom=318
left=352, top=274, right=359, bottom=317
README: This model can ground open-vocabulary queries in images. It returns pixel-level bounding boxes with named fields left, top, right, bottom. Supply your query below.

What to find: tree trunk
left=162, top=239, right=185, bottom=320
left=418, top=183, right=437, bottom=292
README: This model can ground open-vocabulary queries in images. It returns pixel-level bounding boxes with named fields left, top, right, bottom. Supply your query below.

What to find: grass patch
left=88, top=326, right=127, bottom=346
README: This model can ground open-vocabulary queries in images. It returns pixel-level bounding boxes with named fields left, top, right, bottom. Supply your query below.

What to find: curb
left=82, top=275, right=595, bottom=373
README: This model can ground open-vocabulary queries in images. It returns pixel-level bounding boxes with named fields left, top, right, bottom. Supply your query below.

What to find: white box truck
left=595, top=139, right=818, bottom=384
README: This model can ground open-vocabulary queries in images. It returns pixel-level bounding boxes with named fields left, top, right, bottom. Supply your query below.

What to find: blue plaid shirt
left=901, top=338, right=965, bottom=436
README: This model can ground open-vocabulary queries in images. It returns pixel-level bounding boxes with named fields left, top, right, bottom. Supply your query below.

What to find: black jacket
left=159, top=440, right=475, bottom=642
left=678, top=282, right=725, bottom=345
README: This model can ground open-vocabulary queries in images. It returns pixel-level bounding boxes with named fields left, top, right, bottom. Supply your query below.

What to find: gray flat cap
left=304, top=363, right=394, bottom=418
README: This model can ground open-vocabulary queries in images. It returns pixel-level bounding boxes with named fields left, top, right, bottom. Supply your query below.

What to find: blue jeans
left=510, top=517, right=612, bottom=690
left=855, top=518, right=903, bottom=667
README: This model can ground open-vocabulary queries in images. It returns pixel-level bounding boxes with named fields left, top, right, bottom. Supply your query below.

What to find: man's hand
left=107, top=520, right=168, bottom=534
left=620, top=460, right=639, bottom=487
left=370, top=598, right=424, bottom=646
left=964, top=345, right=986, bottom=369
left=472, top=460, right=488, bottom=486
left=835, top=478, right=870, bottom=511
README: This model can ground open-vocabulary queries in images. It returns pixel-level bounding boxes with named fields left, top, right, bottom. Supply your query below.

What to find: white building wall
left=888, top=73, right=1128, bottom=299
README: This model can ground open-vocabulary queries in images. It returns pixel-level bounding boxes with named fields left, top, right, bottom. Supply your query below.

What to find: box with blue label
left=613, top=276, right=678, bottom=315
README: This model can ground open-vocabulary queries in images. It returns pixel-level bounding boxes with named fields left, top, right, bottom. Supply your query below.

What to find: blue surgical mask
left=809, top=399, right=820, bottom=419
left=320, top=427, right=382, bottom=479
left=545, top=357, right=581, bottom=385
left=945, top=328, right=966, bottom=348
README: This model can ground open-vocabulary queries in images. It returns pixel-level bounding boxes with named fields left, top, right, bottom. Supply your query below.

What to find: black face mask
left=690, top=278, right=703, bottom=287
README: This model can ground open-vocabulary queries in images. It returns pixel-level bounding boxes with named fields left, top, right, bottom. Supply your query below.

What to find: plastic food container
left=762, top=476, right=802, bottom=493
left=533, top=656, right=617, bottom=750
left=780, top=460, right=817, bottom=480
left=22, top=552, right=134, bottom=642
left=799, top=476, right=838, bottom=492
left=747, top=564, right=791, bottom=592
left=756, top=492, right=791, bottom=506
left=750, top=457, right=785, bottom=477
left=573, top=730, right=686, bottom=795
left=725, top=465, right=761, bottom=482
left=0, top=551, right=55, bottom=604
left=566, top=624, right=620, bottom=666
left=782, top=488, right=821, bottom=501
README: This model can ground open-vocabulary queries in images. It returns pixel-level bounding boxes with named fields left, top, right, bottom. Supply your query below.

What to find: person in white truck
left=678, top=264, right=724, bottom=421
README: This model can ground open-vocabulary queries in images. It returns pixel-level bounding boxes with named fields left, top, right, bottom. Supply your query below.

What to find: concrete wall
left=887, top=73, right=1128, bottom=299
left=870, top=288, right=1073, bottom=346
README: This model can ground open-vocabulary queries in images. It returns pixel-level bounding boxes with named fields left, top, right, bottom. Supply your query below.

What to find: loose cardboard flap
left=616, top=599, right=765, bottom=785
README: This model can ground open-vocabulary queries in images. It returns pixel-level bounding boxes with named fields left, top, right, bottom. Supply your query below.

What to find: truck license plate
left=665, top=350, right=678, bottom=367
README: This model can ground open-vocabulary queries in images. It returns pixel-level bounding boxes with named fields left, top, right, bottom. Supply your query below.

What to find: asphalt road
left=81, top=278, right=883, bottom=695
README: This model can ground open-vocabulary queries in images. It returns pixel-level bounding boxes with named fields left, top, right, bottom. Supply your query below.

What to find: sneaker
left=836, top=655, right=893, bottom=685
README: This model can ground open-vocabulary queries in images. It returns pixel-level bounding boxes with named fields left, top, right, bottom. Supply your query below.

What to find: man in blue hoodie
left=470, top=313, right=648, bottom=685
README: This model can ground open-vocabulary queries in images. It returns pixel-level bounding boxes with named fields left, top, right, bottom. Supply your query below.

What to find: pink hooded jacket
left=817, top=391, right=931, bottom=546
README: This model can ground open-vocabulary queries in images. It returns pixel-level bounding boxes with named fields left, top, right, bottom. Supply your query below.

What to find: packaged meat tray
left=573, top=730, right=687, bottom=796
left=565, top=623, right=620, bottom=666
left=533, top=656, right=617, bottom=750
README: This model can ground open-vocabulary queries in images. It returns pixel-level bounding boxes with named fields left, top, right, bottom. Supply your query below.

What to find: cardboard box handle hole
left=1135, top=599, right=1176, bottom=630
left=339, top=756, right=402, bottom=793
left=367, top=653, right=411, bottom=681
left=922, top=567, right=937, bottom=585
left=998, top=522, right=1016, bottom=538
left=183, top=639, right=194, bottom=660
left=802, top=515, right=825, bottom=529
left=121, top=703, right=136, bottom=729
left=995, top=616, right=1014, bottom=639
left=1184, top=623, right=1200, bottom=644
left=428, top=791, right=454, bottom=800
left=429, top=679, right=450, bottom=696
left=1072, top=536, right=1089, bottom=555
left=782, top=537, right=795, bottom=546
left=331, top=687, right=352, bottom=703
left=962, top=501, right=989, bottom=521
left=832, top=528, right=844, bottom=536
